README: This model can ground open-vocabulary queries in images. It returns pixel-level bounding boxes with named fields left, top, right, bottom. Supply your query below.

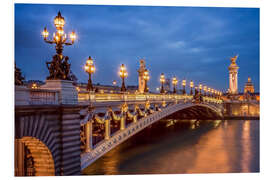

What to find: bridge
left=15, top=86, right=223, bottom=176
left=14, top=11, right=259, bottom=176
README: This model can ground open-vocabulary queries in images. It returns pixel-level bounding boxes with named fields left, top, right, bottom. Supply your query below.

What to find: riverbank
left=224, top=116, right=259, bottom=120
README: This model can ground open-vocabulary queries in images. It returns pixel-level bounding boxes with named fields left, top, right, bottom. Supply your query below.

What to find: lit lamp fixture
left=172, top=77, right=178, bottom=94
left=119, top=64, right=128, bottom=92
left=31, top=83, right=38, bottom=89
left=160, top=73, right=165, bottom=94
left=214, top=90, right=217, bottom=98
left=199, top=84, right=202, bottom=94
left=76, top=86, right=80, bottom=92
left=113, top=80, right=117, bottom=86
left=84, top=56, right=96, bottom=91
left=203, top=85, right=207, bottom=96
left=143, top=69, right=150, bottom=93
left=190, top=80, right=194, bottom=95
left=182, top=79, right=186, bottom=95
left=42, top=11, right=76, bottom=58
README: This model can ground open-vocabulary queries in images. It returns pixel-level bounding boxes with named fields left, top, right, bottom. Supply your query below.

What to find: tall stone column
left=228, top=55, right=239, bottom=94
left=138, top=59, right=146, bottom=93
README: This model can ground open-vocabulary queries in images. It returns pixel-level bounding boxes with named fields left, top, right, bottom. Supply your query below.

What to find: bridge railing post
left=85, top=120, right=93, bottom=152
left=104, top=119, right=111, bottom=140
left=120, top=116, right=126, bottom=130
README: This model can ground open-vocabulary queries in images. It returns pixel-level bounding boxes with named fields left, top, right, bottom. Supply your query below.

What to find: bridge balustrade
left=15, top=86, right=59, bottom=105
left=78, top=92, right=194, bottom=104
left=29, top=89, right=59, bottom=105
left=16, top=86, right=221, bottom=106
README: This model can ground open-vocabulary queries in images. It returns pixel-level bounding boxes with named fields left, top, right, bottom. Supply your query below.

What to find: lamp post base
left=41, top=80, right=78, bottom=105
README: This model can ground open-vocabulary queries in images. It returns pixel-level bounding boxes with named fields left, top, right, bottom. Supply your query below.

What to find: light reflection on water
left=83, top=120, right=259, bottom=175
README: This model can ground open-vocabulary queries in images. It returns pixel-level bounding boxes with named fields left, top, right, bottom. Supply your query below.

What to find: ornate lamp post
left=190, top=80, right=194, bottom=95
left=199, top=84, right=202, bottom=95
left=214, top=90, right=217, bottom=98
left=84, top=56, right=96, bottom=91
left=119, top=64, right=128, bottom=92
left=42, top=11, right=77, bottom=80
left=160, top=73, right=165, bottom=94
left=172, top=77, right=178, bottom=94
left=143, top=69, right=150, bottom=93
left=211, top=88, right=214, bottom=97
left=203, top=85, right=207, bottom=96
left=195, top=86, right=198, bottom=96
left=208, top=87, right=211, bottom=97
left=182, top=79, right=186, bottom=95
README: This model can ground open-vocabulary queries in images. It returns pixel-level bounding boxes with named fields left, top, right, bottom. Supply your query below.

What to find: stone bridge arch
left=15, top=105, right=82, bottom=176
left=17, top=137, right=55, bottom=176
left=15, top=111, right=60, bottom=176
left=165, top=103, right=223, bottom=120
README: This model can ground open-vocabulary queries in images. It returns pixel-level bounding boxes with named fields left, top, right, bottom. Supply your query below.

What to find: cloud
left=189, top=47, right=203, bottom=53
left=166, top=41, right=186, bottom=49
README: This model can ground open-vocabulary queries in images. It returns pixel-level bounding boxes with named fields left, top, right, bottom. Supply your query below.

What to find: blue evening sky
left=15, top=4, right=259, bottom=92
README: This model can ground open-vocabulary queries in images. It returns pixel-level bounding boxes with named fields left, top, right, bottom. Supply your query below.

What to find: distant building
left=225, top=76, right=259, bottom=102
left=244, top=77, right=255, bottom=93
left=223, top=75, right=259, bottom=117
left=127, top=85, right=139, bottom=93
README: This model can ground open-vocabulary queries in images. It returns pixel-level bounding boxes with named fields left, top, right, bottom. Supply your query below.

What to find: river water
left=83, top=119, right=259, bottom=175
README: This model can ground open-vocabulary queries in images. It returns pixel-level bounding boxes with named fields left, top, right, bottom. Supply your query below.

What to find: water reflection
left=241, top=121, right=251, bottom=172
left=83, top=119, right=259, bottom=175
left=185, top=120, right=230, bottom=173
left=190, top=120, right=200, bottom=130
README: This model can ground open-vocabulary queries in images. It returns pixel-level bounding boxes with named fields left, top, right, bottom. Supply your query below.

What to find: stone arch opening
left=166, top=104, right=223, bottom=120
left=15, top=136, right=55, bottom=176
